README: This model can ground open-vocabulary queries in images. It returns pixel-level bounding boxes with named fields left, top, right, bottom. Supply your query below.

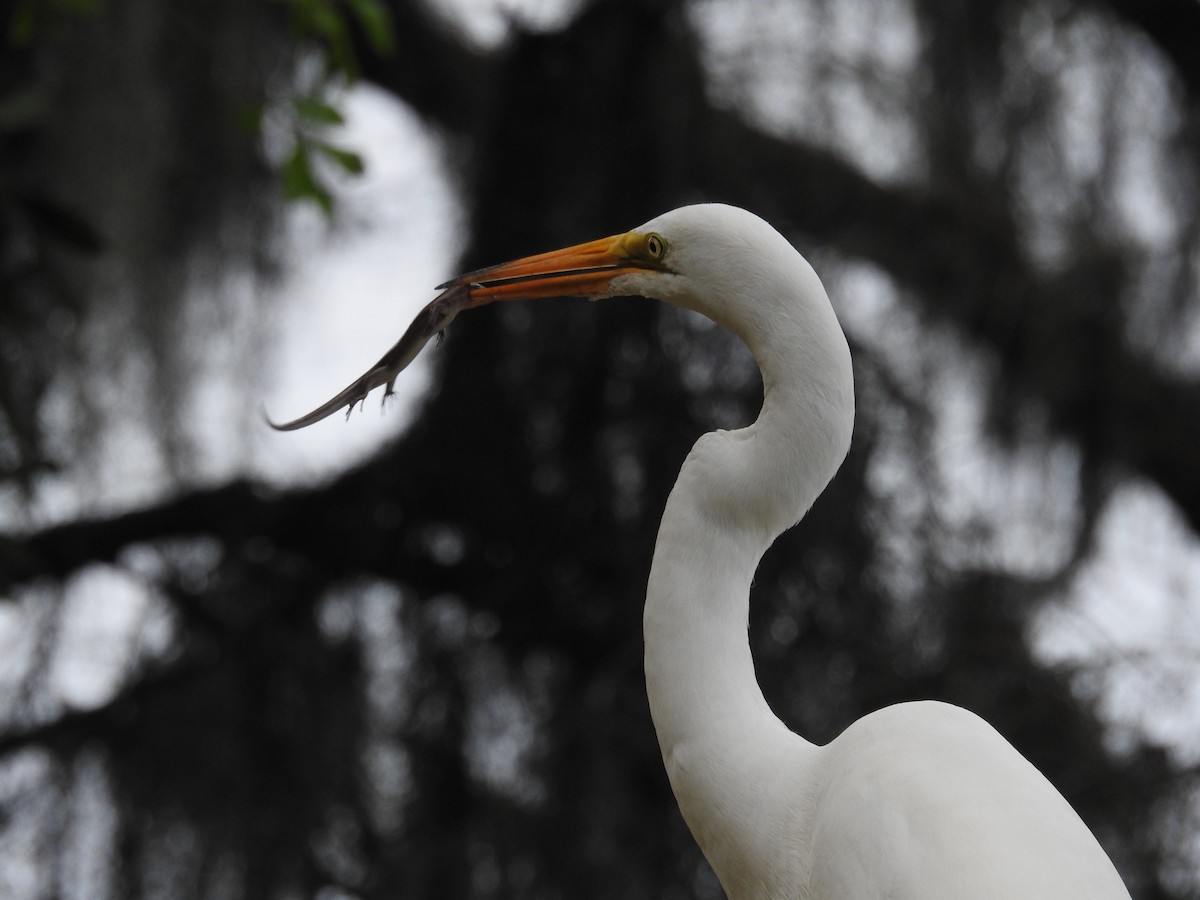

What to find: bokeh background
left=1, top=0, right=1199, bottom=897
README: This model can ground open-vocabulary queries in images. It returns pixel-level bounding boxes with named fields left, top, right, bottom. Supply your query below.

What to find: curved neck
left=643, top=280, right=853, bottom=896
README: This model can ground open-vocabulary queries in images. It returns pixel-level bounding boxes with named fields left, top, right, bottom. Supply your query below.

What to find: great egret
left=271, top=204, right=1131, bottom=898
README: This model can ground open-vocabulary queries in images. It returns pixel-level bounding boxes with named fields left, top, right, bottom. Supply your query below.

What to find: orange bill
left=439, top=231, right=669, bottom=304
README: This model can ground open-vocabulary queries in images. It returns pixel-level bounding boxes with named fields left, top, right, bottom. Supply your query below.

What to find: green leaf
left=345, top=0, right=394, bottom=55
left=281, top=145, right=312, bottom=199
left=311, top=3, right=355, bottom=73
left=282, top=144, right=333, bottom=215
left=294, top=95, right=344, bottom=125
left=307, top=0, right=344, bottom=40
left=316, top=142, right=365, bottom=175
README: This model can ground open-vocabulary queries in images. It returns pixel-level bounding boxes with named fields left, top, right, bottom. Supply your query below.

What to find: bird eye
left=646, top=233, right=666, bottom=260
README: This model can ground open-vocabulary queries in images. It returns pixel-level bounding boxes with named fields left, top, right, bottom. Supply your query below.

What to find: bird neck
left=643, top=283, right=853, bottom=895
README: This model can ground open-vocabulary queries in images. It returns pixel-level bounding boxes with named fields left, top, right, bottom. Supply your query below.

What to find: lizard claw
left=265, top=283, right=475, bottom=432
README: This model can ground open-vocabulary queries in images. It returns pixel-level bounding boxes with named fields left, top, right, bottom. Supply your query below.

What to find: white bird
left=271, top=204, right=1132, bottom=899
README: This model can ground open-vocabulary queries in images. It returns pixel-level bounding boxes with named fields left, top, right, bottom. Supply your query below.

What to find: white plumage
left=626, top=205, right=1129, bottom=898
left=272, top=203, right=1132, bottom=899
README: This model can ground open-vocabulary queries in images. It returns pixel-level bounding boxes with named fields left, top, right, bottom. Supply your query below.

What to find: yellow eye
left=646, top=233, right=667, bottom=260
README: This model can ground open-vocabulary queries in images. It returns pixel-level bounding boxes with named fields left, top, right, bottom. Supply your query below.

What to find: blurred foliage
left=278, top=94, right=368, bottom=215
left=0, top=0, right=388, bottom=490
left=282, top=0, right=395, bottom=75
left=1, top=0, right=1199, bottom=899
left=270, top=0, right=394, bottom=213
left=0, top=0, right=287, bottom=491
left=7, top=0, right=99, bottom=46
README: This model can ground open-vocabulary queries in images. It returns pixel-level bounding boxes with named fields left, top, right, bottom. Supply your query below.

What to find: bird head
left=437, top=219, right=677, bottom=302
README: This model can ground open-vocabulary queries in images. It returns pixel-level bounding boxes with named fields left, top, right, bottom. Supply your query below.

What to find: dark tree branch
left=0, top=476, right=483, bottom=595
left=0, top=653, right=209, bottom=759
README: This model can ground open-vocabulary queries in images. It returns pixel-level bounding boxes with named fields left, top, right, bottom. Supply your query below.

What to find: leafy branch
left=267, top=0, right=394, bottom=214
